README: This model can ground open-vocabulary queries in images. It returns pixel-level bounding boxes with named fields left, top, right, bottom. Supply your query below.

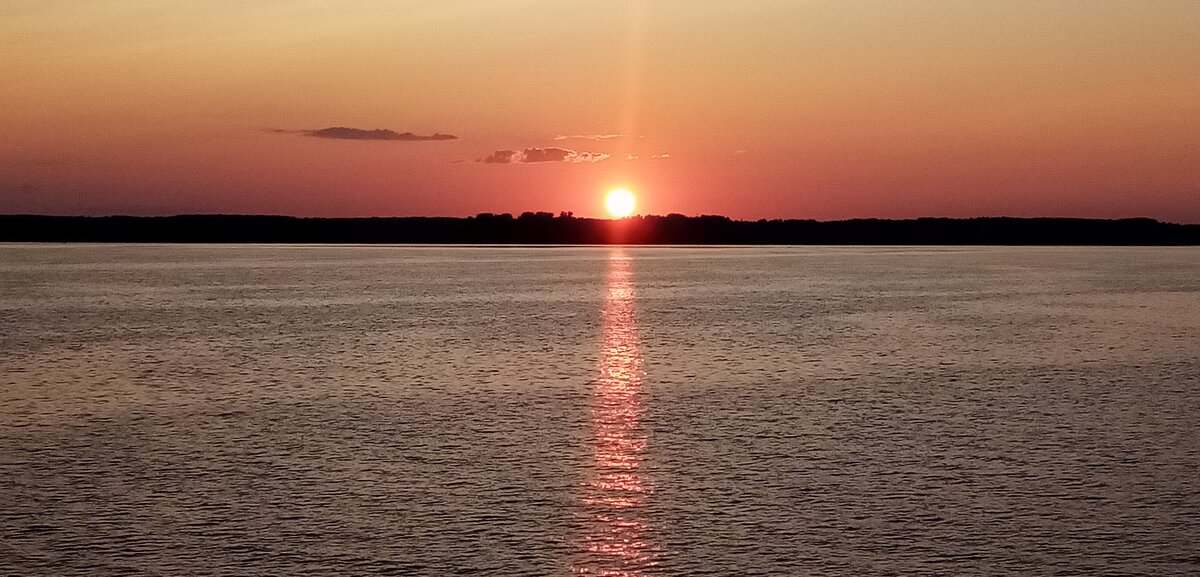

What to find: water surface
left=1, top=245, right=1198, bottom=576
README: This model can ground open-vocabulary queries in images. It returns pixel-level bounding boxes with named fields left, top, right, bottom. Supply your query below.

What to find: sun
left=605, top=188, right=636, bottom=218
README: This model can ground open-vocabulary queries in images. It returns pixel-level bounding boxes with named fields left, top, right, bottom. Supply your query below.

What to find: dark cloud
left=303, top=127, right=457, bottom=141
left=521, top=147, right=573, bottom=163
left=478, top=147, right=609, bottom=164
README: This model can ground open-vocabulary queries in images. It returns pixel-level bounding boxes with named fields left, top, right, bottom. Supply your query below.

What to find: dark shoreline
left=2, top=214, right=1197, bottom=245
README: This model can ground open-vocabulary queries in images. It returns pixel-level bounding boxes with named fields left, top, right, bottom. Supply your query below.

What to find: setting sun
left=605, top=188, right=636, bottom=218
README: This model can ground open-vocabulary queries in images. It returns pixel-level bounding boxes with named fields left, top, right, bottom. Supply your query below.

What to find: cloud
left=571, top=151, right=610, bottom=163
left=301, top=127, right=457, bottom=141
left=619, top=153, right=671, bottom=161
left=521, top=147, right=574, bottom=163
left=481, top=150, right=519, bottom=164
left=478, top=147, right=610, bottom=164
left=554, top=134, right=624, bottom=141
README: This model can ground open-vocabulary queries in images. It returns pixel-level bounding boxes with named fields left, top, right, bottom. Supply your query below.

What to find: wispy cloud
left=478, top=147, right=610, bottom=164
left=274, top=127, right=458, bottom=141
left=554, top=134, right=624, bottom=141
left=612, top=152, right=675, bottom=161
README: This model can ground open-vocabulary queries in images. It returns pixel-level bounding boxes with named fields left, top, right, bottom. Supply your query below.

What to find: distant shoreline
left=2, top=214, right=1197, bottom=245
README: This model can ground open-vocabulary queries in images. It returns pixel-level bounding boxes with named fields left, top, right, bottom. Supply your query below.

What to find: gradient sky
left=2, top=1, right=1198, bottom=221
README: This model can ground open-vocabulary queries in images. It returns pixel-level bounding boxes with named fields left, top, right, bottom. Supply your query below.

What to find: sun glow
left=605, top=188, right=636, bottom=218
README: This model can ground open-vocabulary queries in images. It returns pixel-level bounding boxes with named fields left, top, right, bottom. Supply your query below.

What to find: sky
left=2, top=1, right=1198, bottom=221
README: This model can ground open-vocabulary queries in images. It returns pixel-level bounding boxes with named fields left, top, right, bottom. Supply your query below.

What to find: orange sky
left=2, top=1, right=1198, bottom=221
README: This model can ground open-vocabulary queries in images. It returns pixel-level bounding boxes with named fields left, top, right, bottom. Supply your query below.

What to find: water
left=1, top=244, right=1198, bottom=576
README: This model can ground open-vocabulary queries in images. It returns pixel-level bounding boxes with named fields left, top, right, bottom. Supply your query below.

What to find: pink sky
left=2, top=1, right=1198, bottom=221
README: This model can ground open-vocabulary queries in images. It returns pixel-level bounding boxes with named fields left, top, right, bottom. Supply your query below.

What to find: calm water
left=2, top=245, right=1198, bottom=576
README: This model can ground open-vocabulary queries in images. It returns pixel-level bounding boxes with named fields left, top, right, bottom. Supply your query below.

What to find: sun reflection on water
left=573, top=251, right=655, bottom=576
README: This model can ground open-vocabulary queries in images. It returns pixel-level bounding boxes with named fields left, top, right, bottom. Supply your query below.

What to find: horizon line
left=1, top=213, right=1195, bottom=226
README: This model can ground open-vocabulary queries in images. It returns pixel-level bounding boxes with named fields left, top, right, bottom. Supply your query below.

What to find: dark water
left=2, top=245, right=1198, bottom=576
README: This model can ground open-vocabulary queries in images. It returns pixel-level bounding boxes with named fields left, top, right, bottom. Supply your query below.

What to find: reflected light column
left=573, top=250, right=655, bottom=576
